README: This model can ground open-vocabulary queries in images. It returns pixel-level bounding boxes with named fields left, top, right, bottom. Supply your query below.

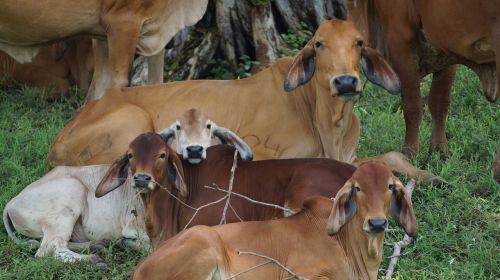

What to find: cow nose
left=368, top=219, right=387, bottom=233
left=333, top=75, right=359, bottom=95
left=133, top=174, right=152, bottom=188
left=186, top=145, right=203, bottom=158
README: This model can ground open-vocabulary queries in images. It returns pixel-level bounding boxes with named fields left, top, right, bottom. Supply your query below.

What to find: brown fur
left=131, top=162, right=417, bottom=280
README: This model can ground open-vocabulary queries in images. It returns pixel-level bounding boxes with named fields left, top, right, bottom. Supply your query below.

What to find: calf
left=96, top=132, right=357, bottom=247
left=131, top=161, right=417, bottom=280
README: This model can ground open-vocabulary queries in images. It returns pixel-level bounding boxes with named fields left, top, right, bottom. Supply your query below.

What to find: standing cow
left=0, top=0, right=208, bottom=101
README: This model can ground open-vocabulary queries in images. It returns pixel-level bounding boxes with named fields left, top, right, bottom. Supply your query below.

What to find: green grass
left=0, top=66, right=499, bottom=279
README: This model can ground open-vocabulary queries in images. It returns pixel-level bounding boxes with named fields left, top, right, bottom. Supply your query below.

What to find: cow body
left=3, top=165, right=148, bottom=265
left=131, top=161, right=418, bottom=280
left=0, top=0, right=208, bottom=100
left=97, top=139, right=356, bottom=247
left=50, top=20, right=437, bottom=183
left=347, top=0, right=499, bottom=156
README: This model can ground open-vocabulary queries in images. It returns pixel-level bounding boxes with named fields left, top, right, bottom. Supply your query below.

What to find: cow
left=158, top=108, right=253, bottom=164
left=346, top=0, right=499, bottom=157
left=49, top=19, right=440, bottom=184
left=493, top=148, right=500, bottom=183
left=0, top=38, right=93, bottom=99
left=2, top=115, right=248, bottom=267
left=130, top=161, right=417, bottom=280
left=0, top=0, right=209, bottom=101
left=95, top=132, right=359, bottom=247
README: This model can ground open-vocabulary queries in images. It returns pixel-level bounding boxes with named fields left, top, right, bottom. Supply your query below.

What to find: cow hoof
left=430, top=176, right=449, bottom=187
left=91, top=255, right=109, bottom=270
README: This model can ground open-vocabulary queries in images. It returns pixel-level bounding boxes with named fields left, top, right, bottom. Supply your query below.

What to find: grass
left=0, top=66, right=499, bottom=279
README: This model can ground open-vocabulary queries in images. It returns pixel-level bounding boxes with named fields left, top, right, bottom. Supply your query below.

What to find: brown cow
left=131, top=161, right=417, bottom=280
left=95, top=132, right=357, bottom=247
left=50, top=19, right=439, bottom=184
left=347, top=0, right=499, bottom=157
left=0, top=0, right=208, bottom=101
left=0, top=38, right=93, bottom=99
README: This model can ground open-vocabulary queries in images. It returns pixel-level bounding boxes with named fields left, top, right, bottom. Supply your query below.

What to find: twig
left=204, top=184, right=295, bottom=215
left=228, top=250, right=308, bottom=280
left=220, top=150, right=239, bottom=224
left=182, top=196, right=228, bottom=230
left=384, top=179, right=415, bottom=279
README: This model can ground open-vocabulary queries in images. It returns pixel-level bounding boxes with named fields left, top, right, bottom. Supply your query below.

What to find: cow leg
left=493, top=147, right=500, bottom=183
left=103, top=18, right=142, bottom=88
left=147, top=49, right=165, bottom=84
left=428, top=65, right=457, bottom=157
left=354, top=152, right=444, bottom=185
left=86, top=39, right=112, bottom=101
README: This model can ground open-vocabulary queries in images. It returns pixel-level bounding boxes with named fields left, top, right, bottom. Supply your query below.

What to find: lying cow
left=0, top=38, right=93, bottom=99
left=347, top=0, right=499, bottom=157
left=2, top=115, right=248, bottom=266
left=131, top=161, right=417, bottom=280
left=0, top=0, right=208, bottom=100
left=95, top=132, right=357, bottom=247
left=49, top=19, right=439, bottom=184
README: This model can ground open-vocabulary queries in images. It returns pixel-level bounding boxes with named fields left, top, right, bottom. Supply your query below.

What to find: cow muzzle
left=133, top=174, right=154, bottom=192
left=364, top=218, right=388, bottom=235
left=331, top=75, right=361, bottom=99
left=185, top=145, right=205, bottom=164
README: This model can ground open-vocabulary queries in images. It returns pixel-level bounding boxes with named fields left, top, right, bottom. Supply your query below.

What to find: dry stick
left=384, top=179, right=416, bottom=279
left=204, top=184, right=295, bottom=215
left=229, top=251, right=308, bottom=280
left=220, top=150, right=239, bottom=224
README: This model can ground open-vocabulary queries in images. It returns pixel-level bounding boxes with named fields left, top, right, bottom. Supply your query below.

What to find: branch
left=384, top=179, right=415, bottom=279
left=226, top=250, right=309, bottom=280
left=220, top=150, right=239, bottom=224
left=204, top=184, right=295, bottom=215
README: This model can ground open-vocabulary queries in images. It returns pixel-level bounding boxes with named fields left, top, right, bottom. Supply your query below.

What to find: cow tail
left=2, top=207, right=40, bottom=246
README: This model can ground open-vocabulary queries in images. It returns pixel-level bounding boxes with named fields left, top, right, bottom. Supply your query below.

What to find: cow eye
left=176, top=125, right=181, bottom=130
left=315, top=41, right=323, bottom=48
left=355, top=40, right=364, bottom=48
left=388, top=184, right=396, bottom=190
left=127, top=153, right=133, bottom=159
left=159, top=153, right=166, bottom=159
left=355, top=186, right=361, bottom=192
left=206, top=124, right=211, bottom=129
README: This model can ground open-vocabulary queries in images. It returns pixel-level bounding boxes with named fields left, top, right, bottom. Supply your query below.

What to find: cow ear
left=212, top=123, right=253, bottom=161
left=95, top=154, right=129, bottom=197
left=326, top=181, right=358, bottom=235
left=158, top=124, right=176, bottom=147
left=390, top=179, right=418, bottom=237
left=167, top=151, right=188, bottom=197
left=361, top=47, right=400, bottom=95
left=284, top=39, right=316, bottom=92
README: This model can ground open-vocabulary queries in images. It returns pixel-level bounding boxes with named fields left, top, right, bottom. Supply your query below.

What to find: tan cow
left=49, top=19, right=438, bottom=183
left=0, top=0, right=208, bottom=101
left=0, top=38, right=93, bottom=99
left=131, top=161, right=417, bottom=280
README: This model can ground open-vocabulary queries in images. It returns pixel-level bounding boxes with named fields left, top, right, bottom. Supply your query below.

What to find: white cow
left=3, top=109, right=251, bottom=267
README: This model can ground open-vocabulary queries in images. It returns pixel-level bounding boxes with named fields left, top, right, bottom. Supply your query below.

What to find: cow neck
left=312, top=77, right=356, bottom=162
left=141, top=178, right=184, bottom=248
left=334, top=215, right=384, bottom=280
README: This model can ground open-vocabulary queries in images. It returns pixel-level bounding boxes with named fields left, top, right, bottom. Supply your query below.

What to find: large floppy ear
left=390, top=179, right=418, bottom=237
left=158, top=124, right=176, bottom=147
left=284, top=39, right=316, bottom=92
left=326, top=181, right=358, bottom=235
left=212, top=124, right=253, bottom=161
left=167, top=151, right=188, bottom=197
left=95, top=154, right=129, bottom=198
left=361, top=47, right=400, bottom=95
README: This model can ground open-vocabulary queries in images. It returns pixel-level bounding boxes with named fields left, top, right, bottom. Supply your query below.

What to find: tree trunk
left=132, top=0, right=343, bottom=84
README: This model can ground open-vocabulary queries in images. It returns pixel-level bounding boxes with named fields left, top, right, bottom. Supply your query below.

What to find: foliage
left=248, top=0, right=270, bottom=7
left=278, top=22, right=313, bottom=57
left=206, top=55, right=260, bottom=80
left=0, top=66, right=499, bottom=279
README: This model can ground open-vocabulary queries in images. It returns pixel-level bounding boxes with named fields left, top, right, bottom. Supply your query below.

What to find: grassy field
left=0, top=65, right=498, bottom=279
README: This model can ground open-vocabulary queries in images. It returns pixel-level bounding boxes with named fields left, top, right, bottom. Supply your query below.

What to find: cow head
left=326, top=161, right=417, bottom=238
left=95, top=132, right=187, bottom=198
left=158, top=108, right=253, bottom=164
left=284, top=19, right=400, bottom=99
